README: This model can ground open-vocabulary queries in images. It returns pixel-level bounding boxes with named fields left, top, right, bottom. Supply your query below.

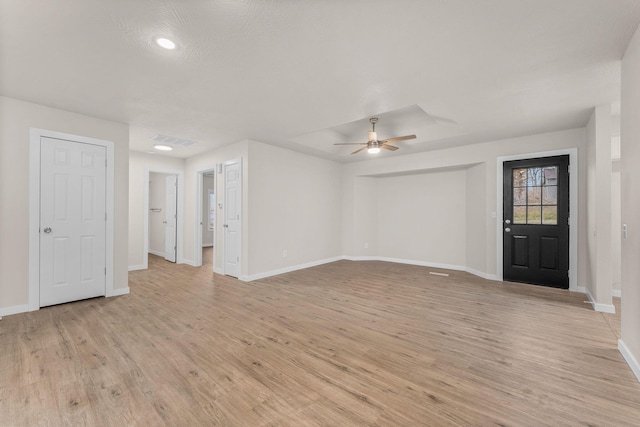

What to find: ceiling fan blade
left=351, top=146, right=369, bottom=154
left=380, top=135, right=416, bottom=144
left=334, top=142, right=367, bottom=146
left=381, top=144, right=399, bottom=151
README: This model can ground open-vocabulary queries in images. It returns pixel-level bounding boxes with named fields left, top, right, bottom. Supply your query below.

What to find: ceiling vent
left=151, top=134, right=198, bottom=147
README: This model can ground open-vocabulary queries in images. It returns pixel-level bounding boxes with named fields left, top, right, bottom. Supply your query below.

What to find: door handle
left=223, top=224, right=228, bottom=228
left=505, top=219, right=511, bottom=224
left=505, top=227, right=511, bottom=233
left=43, top=227, right=52, bottom=233
left=162, top=221, right=167, bottom=224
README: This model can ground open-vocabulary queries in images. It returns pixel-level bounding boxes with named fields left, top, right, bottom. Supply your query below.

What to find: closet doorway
left=196, top=167, right=217, bottom=270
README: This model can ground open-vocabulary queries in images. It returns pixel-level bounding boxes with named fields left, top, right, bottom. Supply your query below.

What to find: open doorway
left=202, top=171, right=215, bottom=268
left=148, top=172, right=178, bottom=263
left=143, top=167, right=184, bottom=269
left=196, top=167, right=217, bottom=270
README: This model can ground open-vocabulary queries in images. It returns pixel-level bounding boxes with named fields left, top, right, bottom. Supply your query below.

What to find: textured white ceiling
left=2, top=0, right=639, bottom=161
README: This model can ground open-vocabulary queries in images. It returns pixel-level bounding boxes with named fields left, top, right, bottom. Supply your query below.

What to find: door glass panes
left=513, top=188, right=526, bottom=205
left=512, top=165, right=558, bottom=225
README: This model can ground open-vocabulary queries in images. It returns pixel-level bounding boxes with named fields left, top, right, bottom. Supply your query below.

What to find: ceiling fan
left=334, top=117, right=416, bottom=154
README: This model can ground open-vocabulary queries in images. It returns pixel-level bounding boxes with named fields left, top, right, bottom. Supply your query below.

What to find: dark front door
left=503, top=155, right=569, bottom=289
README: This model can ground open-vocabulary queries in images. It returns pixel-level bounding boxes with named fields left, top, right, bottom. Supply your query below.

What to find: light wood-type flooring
left=1, top=248, right=640, bottom=426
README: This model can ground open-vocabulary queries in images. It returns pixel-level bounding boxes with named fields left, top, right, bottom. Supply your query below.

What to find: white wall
left=352, top=177, right=379, bottom=257
left=128, top=151, right=184, bottom=269
left=148, top=173, right=168, bottom=256
left=0, top=96, right=129, bottom=314
left=465, top=163, right=487, bottom=275
left=377, top=169, right=466, bottom=267
left=620, top=23, right=640, bottom=381
left=342, top=128, right=588, bottom=282
left=202, top=175, right=214, bottom=247
left=246, top=141, right=343, bottom=277
left=585, top=106, right=613, bottom=310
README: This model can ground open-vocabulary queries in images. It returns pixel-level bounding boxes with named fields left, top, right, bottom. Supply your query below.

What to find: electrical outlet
left=283, top=249, right=288, bottom=257
left=364, top=243, right=369, bottom=249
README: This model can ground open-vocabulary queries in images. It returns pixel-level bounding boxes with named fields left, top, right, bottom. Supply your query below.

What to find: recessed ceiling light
left=154, top=144, right=173, bottom=151
left=155, top=37, right=176, bottom=50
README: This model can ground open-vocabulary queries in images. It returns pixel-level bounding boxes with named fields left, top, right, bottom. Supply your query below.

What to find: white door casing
left=164, top=175, right=177, bottom=263
left=224, top=160, right=242, bottom=278
left=29, top=129, right=116, bottom=311
left=37, top=136, right=108, bottom=307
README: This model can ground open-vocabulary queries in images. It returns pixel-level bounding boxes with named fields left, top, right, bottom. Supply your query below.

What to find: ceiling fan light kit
left=368, top=146, right=381, bottom=154
left=334, top=117, right=416, bottom=155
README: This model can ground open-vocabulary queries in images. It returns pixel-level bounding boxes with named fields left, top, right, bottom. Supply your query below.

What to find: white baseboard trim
left=213, top=267, right=224, bottom=275
left=243, top=256, right=344, bottom=282
left=613, top=289, right=622, bottom=298
left=181, top=258, right=198, bottom=267
left=572, top=285, right=586, bottom=294
left=465, top=267, right=499, bottom=281
left=148, top=249, right=165, bottom=257
left=619, top=339, right=640, bottom=382
left=0, top=289, right=130, bottom=317
left=376, top=256, right=468, bottom=272
left=107, top=287, right=130, bottom=297
left=585, top=289, right=616, bottom=313
left=202, top=243, right=213, bottom=248
left=128, top=264, right=146, bottom=271
left=342, top=256, right=499, bottom=281
left=343, top=255, right=466, bottom=272
left=0, top=304, right=29, bottom=317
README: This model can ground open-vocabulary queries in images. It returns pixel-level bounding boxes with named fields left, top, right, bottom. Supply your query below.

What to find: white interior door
left=224, top=160, right=242, bottom=278
left=165, top=175, right=177, bottom=262
left=40, top=137, right=106, bottom=307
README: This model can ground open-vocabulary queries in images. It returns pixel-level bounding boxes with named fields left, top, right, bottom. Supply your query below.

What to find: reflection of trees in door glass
left=513, top=169, right=527, bottom=187
left=513, top=188, right=526, bottom=205
left=527, top=168, right=542, bottom=186
left=513, top=165, right=559, bottom=225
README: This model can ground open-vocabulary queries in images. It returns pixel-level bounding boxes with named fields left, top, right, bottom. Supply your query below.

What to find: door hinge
left=237, top=256, right=239, bottom=262
left=105, top=267, right=107, bottom=275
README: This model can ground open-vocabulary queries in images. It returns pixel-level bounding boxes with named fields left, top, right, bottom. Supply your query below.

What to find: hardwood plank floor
left=1, top=251, right=639, bottom=426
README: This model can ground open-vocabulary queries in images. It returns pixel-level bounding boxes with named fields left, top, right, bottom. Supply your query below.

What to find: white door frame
left=28, top=128, right=115, bottom=311
left=143, top=168, right=184, bottom=269
left=164, top=174, right=178, bottom=262
left=195, top=166, right=217, bottom=268
left=496, top=148, right=579, bottom=292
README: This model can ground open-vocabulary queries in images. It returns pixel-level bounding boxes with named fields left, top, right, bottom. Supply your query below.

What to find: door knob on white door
left=43, top=227, right=52, bottom=233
